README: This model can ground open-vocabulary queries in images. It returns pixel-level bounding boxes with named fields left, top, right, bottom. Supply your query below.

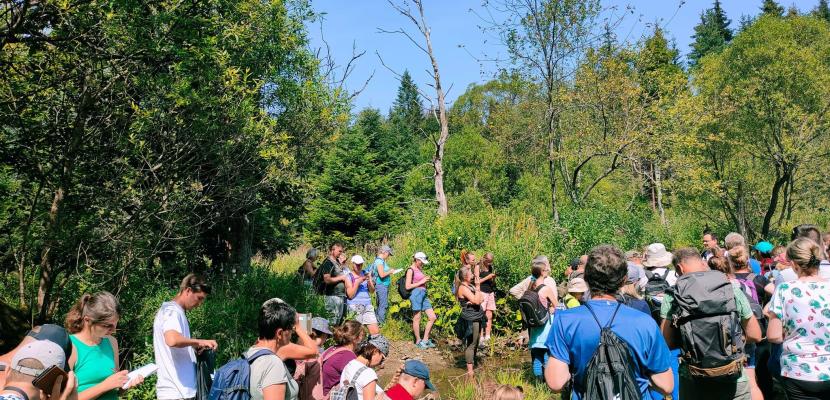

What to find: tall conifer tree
left=761, top=0, right=785, bottom=16
left=689, top=0, right=733, bottom=67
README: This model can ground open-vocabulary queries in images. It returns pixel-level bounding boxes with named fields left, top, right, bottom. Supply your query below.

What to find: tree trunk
left=37, top=187, right=64, bottom=323
left=654, top=163, right=667, bottom=226
left=761, top=166, right=790, bottom=238
left=231, top=214, right=253, bottom=273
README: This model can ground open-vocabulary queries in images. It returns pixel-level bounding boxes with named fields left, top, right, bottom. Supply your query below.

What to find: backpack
left=518, top=283, right=550, bottom=328
left=735, top=273, right=767, bottom=336
left=643, top=268, right=671, bottom=298
left=207, top=349, right=274, bottom=400
left=327, top=365, right=369, bottom=400
left=670, top=270, right=745, bottom=381
left=580, top=303, right=641, bottom=400
left=397, top=269, right=413, bottom=300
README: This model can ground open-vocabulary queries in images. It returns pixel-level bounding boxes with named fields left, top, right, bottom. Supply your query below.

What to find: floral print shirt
left=769, top=280, right=830, bottom=381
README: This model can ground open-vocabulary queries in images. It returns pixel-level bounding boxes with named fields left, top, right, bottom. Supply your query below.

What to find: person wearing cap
left=293, top=317, right=331, bottom=400
left=1, top=325, right=74, bottom=389
left=562, top=278, right=587, bottom=309
left=1, top=340, right=77, bottom=400
left=617, top=264, right=650, bottom=316
left=310, top=318, right=332, bottom=353
left=371, top=245, right=394, bottom=325
left=154, top=274, right=217, bottom=400
left=384, top=359, right=435, bottom=400
left=337, top=335, right=390, bottom=400
left=297, top=248, right=319, bottom=287
left=346, top=254, right=380, bottom=335
left=247, top=298, right=299, bottom=400
left=753, top=241, right=775, bottom=275
left=406, top=252, right=437, bottom=349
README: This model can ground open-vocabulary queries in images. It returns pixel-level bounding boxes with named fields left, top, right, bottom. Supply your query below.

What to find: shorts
left=348, top=303, right=378, bottom=325
left=481, top=291, right=497, bottom=311
left=410, top=287, right=432, bottom=311
left=324, top=295, right=346, bottom=326
left=746, top=343, right=757, bottom=369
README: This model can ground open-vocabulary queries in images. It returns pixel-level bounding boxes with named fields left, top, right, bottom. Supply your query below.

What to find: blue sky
left=306, top=0, right=820, bottom=113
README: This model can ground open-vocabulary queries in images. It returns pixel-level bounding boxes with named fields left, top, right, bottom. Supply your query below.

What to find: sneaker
left=424, top=339, right=437, bottom=348
left=416, top=340, right=429, bottom=349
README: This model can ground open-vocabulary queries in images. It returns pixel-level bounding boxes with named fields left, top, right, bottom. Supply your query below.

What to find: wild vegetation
left=3, top=0, right=830, bottom=398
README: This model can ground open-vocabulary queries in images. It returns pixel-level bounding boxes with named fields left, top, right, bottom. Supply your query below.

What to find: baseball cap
left=379, top=245, right=394, bottom=255
left=11, top=340, right=66, bottom=377
left=403, top=359, right=435, bottom=390
left=311, top=317, right=332, bottom=335
left=413, top=252, right=429, bottom=265
left=626, top=263, right=644, bottom=284
left=351, top=254, right=365, bottom=265
left=568, top=277, right=588, bottom=293
left=27, top=324, right=72, bottom=370
left=366, top=334, right=390, bottom=357
left=755, top=241, right=774, bottom=254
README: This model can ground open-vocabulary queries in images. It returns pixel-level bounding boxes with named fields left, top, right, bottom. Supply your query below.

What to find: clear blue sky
left=306, top=0, right=819, bottom=113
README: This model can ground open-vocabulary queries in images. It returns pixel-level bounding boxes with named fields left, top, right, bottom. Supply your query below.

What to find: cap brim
left=424, top=379, right=436, bottom=391
left=314, top=328, right=332, bottom=335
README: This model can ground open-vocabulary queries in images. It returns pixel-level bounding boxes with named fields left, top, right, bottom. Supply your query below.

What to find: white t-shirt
left=153, top=301, right=197, bottom=399
left=645, top=267, right=678, bottom=287
left=338, top=360, right=382, bottom=400
left=246, top=347, right=298, bottom=400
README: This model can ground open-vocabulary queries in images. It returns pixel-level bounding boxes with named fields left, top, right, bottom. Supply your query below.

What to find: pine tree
left=738, top=14, right=756, bottom=32
left=306, top=128, right=398, bottom=246
left=786, top=4, right=799, bottom=17
left=814, top=0, right=830, bottom=22
left=689, top=0, right=733, bottom=67
left=761, top=0, right=785, bottom=16
left=382, top=70, right=424, bottom=178
left=639, top=26, right=682, bottom=98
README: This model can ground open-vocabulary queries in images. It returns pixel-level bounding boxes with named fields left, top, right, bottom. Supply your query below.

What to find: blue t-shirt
left=749, top=258, right=761, bottom=275
left=346, top=270, right=372, bottom=306
left=547, top=300, right=671, bottom=400
left=373, top=257, right=391, bottom=286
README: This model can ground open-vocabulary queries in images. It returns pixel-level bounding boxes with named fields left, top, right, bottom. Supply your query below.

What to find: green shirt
left=660, top=283, right=753, bottom=382
left=70, top=335, right=118, bottom=400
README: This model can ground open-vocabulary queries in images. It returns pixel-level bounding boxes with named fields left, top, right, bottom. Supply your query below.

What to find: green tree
left=761, top=0, right=785, bottom=16
left=689, top=0, right=733, bottom=67
left=306, top=129, right=398, bottom=246
left=814, top=0, right=830, bottom=22
left=383, top=71, right=424, bottom=178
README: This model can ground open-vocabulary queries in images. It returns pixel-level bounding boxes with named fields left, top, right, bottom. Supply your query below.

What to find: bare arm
left=361, top=381, right=377, bottom=400
left=458, top=286, right=483, bottom=305
left=261, top=383, right=286, bottom=400
left=649, top=369, right=674, bottom=396
left=766, top=312, right=783, bottom=344
left=660, top=320, right=680, bottom=350
left=544, top=358, right=570, bottom=392
left=764, top=282, right=774, bottom=295
left=405, top=269, right=428, bottom=290
left=345, top=274, right=359, bottom=299
left=742, top=315, right=762, bottom=344
left=164, top=330, right=217, bottom=350
left=302, top=260, right=316, bottom=276
left=323, top=273, right=345, bottom=285
left=376, top=261, right=392, bottom=278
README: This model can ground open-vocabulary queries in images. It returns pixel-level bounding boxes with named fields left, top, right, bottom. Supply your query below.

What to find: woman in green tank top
left=65, top=292, right=145, bottom=400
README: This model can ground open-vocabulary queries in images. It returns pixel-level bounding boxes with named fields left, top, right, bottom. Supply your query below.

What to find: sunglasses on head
left=189, top=283, right=211, bottom=294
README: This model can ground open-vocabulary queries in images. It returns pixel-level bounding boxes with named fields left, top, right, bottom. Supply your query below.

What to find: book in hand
left=122, top=363, right=158, bottom=389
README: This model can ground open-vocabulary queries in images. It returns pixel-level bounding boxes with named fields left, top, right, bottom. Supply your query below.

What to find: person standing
left=318, top=243, right=348, bottom=326
left=154, top=274, right=217, bottom=400
left=476, top=252, right=497, bottom=345
left=703, top=231, right=721, bottom=261
left=456, top=268, right=484, bottom=378
left=767, top=238, right=830, bottom=399
left=545, top=245, right=674, bottom=399
left=247, top=299, right=300, bottom=400
left=346, top=255, right=380, bottom=335
left=526, top=256, right=557, bottom=380
left=297, top=248, right=319, bottom=287
left=406, top=252, right=437, bottom=349
left=66, top=292, right=143, bottom=400
left=371, top=245, right=394, bottom=325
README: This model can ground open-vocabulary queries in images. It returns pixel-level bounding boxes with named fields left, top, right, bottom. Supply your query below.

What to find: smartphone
left=32, top=365, right=68, bottom=393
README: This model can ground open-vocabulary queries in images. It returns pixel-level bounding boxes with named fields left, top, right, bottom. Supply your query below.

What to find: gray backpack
left=670, top=270, right=745, bottom=380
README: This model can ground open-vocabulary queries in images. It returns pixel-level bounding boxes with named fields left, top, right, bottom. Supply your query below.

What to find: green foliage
left=306, top=128, right=399, bottom=246
left=815, top=0, right=830, bottom=22
left=761, top=0, right=785, bottom=17
left=689, top=0, right=733, bottom=67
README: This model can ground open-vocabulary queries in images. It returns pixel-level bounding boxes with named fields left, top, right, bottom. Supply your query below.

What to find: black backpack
left=518, top=284, right=550, bottom=328
left=397, top=268, right=413, bottom=300
left=670, top=270, right=745, bottom=381
left=643, top=268, right=671, bottom=298
left=312, top=259, right=334, bottom=295
left=580, top=303, right=641, bottom=400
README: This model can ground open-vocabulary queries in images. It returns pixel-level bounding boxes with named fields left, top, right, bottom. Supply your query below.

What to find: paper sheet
left=122, top=363, right=157, bottom=389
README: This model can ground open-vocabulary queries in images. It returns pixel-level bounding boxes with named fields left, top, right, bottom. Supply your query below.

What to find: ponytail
left=64, top=292, right=120, bottom=334
left=460, top=249, right=469, bottom=267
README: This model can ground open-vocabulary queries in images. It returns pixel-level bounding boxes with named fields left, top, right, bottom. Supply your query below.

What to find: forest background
left=2, top=0, right=830, bottom=397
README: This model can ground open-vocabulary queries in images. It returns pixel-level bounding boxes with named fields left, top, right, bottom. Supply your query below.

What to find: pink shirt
left=411, top=266, right=426, bottom=289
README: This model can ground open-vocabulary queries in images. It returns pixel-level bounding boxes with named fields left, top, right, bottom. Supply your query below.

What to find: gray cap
left=379, top=245, right=393, bottom=255
left=366, top=334, right=390, bottom=356
left=311, top=317, right=332, bottom=335
left=12, top=340, right=66, bottom=376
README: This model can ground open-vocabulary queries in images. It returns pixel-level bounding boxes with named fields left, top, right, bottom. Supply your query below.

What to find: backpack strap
left=321, top=346, right=350, bottom=363
left=247, top=348, right=275, bottom=364
left=584, top=302, right=622, bottom=329
left=349, top=365, right=369, bottom=387
left=533, top=283, right=546, bottom=292
left=661, top=269, right=670, bottom=279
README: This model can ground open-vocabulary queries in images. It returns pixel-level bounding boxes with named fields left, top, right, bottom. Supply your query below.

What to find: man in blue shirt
left=372, top=245, right=394, bottom=325
left=545, top=245, right=674, bottom=400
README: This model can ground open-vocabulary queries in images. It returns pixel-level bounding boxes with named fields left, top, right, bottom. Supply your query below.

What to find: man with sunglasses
left=154, top=274, right=217, bottom=400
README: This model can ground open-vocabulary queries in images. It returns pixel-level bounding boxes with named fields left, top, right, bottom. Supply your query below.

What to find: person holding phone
left=65, top=292, right=141, bottom=400
left=1, top=340, right=78, bottom=400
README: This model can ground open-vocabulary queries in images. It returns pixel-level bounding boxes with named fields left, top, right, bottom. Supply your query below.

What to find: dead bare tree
left=379, top=0, right=450, bottom=217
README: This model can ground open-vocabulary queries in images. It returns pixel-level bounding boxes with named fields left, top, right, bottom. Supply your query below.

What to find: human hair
left=787, top=237, right=822, bottom=274
left=333, top=320, right=364, bottom=346
left=64, top=291, right=120, bottom=334
left=727, top=245, right=750, bottom=272
left=584, top=245, right=627, bottom=296
left=306, top=248, right=319, bottom=259
left=493, top=385, right=524, bottom=400
left=724, top=232, right=745, bottom=250
left=703, top=229, right=718, bottom=242
left=531, top=255, right=549, bottom=274
left=708, top=256, right=731, bottom=275
left=792, top=224, right=822, bottom=242
left=329, top=242, right=344, bottom=251
left=384, top=364, right=405, bottom=390
left=179, top=273, right=211, bottom=294
left=620, top=283, right=642, bottom=299
left=258, top=298, right=296, bottom=339
left=672, top=247, right=701, bottom=268
left=356, top=342, right=380, bottom=359
left=454, top=266, right=471, bottom=291
left=771, top=245, right=786, bottom=258
left=530, top=264, right=543, bottom=279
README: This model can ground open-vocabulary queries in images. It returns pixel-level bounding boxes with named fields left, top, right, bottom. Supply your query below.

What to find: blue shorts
left=410, top=287, right=432, bottom=311
left=746, top=343, right=757, bottom=368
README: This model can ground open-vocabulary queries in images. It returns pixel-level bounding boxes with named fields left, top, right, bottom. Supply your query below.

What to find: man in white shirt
left=154, top=274, right=217, bottom=400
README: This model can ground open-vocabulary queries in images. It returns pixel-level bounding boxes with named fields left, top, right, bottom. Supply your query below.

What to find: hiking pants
left=465, top=321, right=480, bottom=365
left=376, top=284, right=389, bottom=324
left=680, top=375, right=750, bottom=400
left=781, top=377, right=830, bottom=400
left=324, top=295, right=346, bottom=326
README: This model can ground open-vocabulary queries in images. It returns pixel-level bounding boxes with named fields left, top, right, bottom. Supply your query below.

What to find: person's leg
left=485, top=309, right=493, bottom=340
left=466, top=321, right=480, bottom=377
left=746, top=368, right=763, bottom=400
left=412, top=311, right=422, bottom=344
left=530, top=348, right=546, bottom=378
left=376, top=284, right=388, bottom=325
left=363, top=304, right=380, bottom=335
left=755, top=341, right=773, bottom=400
left=423, top=308, right=437, bottom=343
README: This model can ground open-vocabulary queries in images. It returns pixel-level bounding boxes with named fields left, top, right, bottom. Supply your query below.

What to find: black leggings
left=782, top=377, right=830, bottom=400
left=465, top=321, right=480, bottom=365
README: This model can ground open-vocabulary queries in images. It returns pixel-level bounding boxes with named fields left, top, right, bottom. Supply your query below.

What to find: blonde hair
left=787, top=237, right=822, bottom=274
left=64, top=291, right=120, bottom=334
left=620, top=283, right=642, bottom=299
left=727, top=245, right=750, bottom=272
left=492, top=385, right=524, bottom=400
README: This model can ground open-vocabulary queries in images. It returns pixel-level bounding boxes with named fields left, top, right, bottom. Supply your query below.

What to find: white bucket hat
left=642, top=243, right=673, bottom=268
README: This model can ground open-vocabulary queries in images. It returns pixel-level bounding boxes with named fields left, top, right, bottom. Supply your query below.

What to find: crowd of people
left=3, top=223, right=830, bottom=400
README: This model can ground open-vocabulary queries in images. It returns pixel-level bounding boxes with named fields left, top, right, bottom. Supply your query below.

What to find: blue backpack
left=207, top=349, right=273, bottom=400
